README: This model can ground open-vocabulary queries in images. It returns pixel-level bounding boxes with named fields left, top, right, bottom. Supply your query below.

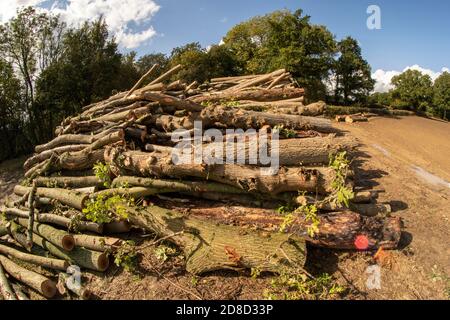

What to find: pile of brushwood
left=0, top=66, right=402, bottom=300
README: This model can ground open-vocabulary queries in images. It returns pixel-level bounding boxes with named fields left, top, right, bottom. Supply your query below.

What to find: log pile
left=0, top=66, right=402, bottom=300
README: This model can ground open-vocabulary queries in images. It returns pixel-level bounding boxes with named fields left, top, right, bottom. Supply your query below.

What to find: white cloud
left=1, top=0, right=161, bottom=49
left=372, top=65, right=450, bottom=93
left=0, top=0, right=46, bottom=22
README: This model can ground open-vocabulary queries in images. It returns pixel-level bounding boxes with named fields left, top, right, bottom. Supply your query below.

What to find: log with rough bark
left=345, top=115, right=368, bottom=123
left=2, top=207, right=103, bottom=234
left=0, top=255, right=57, bottom=299
left=148, top=64, right=182, bottom=85
left=160, top=134, right=356, bottom=166
left=24, top=145, right=86, bottom=171
left=31, top=233, right=109, bottom=272
left=0, top=219, right=29, bottom=249
left=35, top=176, right=103, bottom=189
left=14, top=185, right=88, bottom=210
left=72, top=234, right=122, bottom=252
left=0, top=243, right=69, bottom=271
left=125, top=64, right=158, bottom=98
left=166, top=203, right=402, bottom=250
left=143, top=92, right=204, bottom=112
left=223, top=69, right=286, bottom=92
left=111, top=176, right=245, bottom=194
left=16, top=218, right=75, bottom=251
left=125, top=205, right=306, bottom=274
left=191, top=87, right=305, bottom=104
left=199, top=106, right=334, bottom=132
left=0, top=260, right=16, bottom=300
left=26, top=181, right=37, bottom=249
left=105, top=148, right=336, bottom=194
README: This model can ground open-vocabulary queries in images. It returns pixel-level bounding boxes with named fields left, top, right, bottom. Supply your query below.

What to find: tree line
left=0, top=8, right=448, bottom=161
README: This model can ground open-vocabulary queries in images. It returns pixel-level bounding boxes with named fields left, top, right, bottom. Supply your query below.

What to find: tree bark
left=169, top=204, right=402, bottom=250
left=0, top=243, right=69, bottom=271
left=191, top=87, right=305, bottom=104
left=72, top=234, right=122, bottom=252
left=31, top=233, right=109, bottom=272
left=35, top=176, right=103, bottom=189
left=0, top=260, right=16, bottom=300
left=16, top=218, right=75, bottom=251
left=0, top=255, right=57, bottom=299
left=199, top=106, right=334, bottom=132
left=24, top=145, right=86, bottom=171
left=14, top=185, right=88, bottom=210
left=2, top=207, right=103, bottom=234
left=125, top=205, right=306, bottom=275
left=105, top=148, right=336, bottom=194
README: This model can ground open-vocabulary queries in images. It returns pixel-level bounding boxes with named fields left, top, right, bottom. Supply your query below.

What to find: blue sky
left=1, top=0, right=449, bottom=91
left=145, top=0, right=449, bottom=73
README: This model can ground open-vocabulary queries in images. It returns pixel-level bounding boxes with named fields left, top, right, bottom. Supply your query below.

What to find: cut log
left=191, top=87, right=305, bottom=104
left=199, top=106, right=334, bottom=132
left=170, top=204, right=402, bottom=250
left=16, top=218, right=75, bottom=251
left=2, top=207, right=103, bottom=234
left=0, top=255, right=57, bottom=299
left=0, top=243, right=69, bottom=271
left=31, top=233, right=109, bottom=272
left=125, top=64, right=158, bottom=98
left=143, top=92, right=204, bottom=112
left=125, top=205, right=306, bottom=274
left=105, top=148, right=336, bottom=194
left=26, top=181, right=37, bottom=249
left=345, top=115, right=368, bottom=123
left=35, top=176, right=103, bottom=189
left=0, top=260, right=16, bottom=300
left=24, top=145, right=86, bottom=171
left=148, top=64, right=182, bottom=85
left=111, top=176, right=244, bottom=194
left=14, top=185, right=88, bottom=210
left=72, top=234, right=122, bottom=252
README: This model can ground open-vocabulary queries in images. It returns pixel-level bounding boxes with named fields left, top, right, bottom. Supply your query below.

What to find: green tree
left=169, top=42, right=209, bottom=83
left=334, top=37, right=375, bottom=105
left=136, top=53, right=169, bottom=78
left=35, top=18, right=125, bottom=140
left=390, top=69, right=433, bottom=112
left=433, top=72, right=450, bottom=120
left=0, top=7, right=66, bottom=142
left=0, top=58, right=30, bottom=160
left=224, top=9, right=337, bottom=100
left=368, top=92, right=392, bottom=107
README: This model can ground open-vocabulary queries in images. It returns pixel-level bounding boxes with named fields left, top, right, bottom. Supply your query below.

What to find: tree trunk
left=125, top=205, right=306, bottom=275
left=14, top=185, right=88, bottom=210
left=0, top=243, right=69, bottom=271
left=199, top=106, right=334, bottom=132
left=191, top=87, right=305, bottom=104
left=31, top=233, right=109, bottom=272
left=2, top=207, right=103, bottom=234
left=16, top=218, right=75, bottom=251
left=105, top=148, right=336, bottom=195
left=0, top=260, right=16, bottom=300
left=168, top=204, right=402, bottom=250
left=35, top=176, right=103, bottom=189
left=0, top=255, right=57, bottom=299
left=24, top=145, right=86, bottom=171
left=72, top=234, right=122, bottom=252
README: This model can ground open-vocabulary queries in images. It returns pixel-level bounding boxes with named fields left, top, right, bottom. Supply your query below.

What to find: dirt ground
left=0, top=116, right=448, bottom=300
